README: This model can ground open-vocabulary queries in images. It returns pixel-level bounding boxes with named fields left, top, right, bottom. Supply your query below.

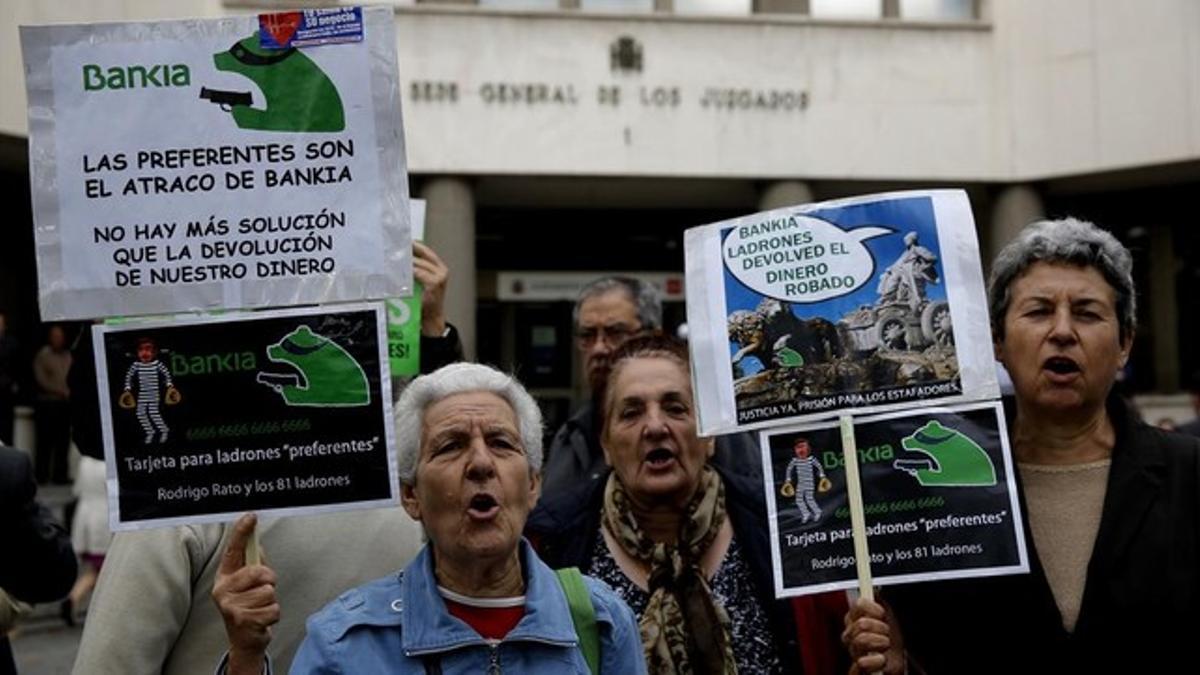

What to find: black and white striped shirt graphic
left=124, top=361, right=172, bottom=402
left=786, top=456, right=825, bottom=492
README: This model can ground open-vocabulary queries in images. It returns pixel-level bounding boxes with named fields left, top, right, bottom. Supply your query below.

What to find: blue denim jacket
left=289, top=539, right=646, bottom=674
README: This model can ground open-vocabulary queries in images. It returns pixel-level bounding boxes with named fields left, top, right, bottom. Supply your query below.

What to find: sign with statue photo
left=684, top=190, right=999, bottom=435
left=21, top=7, right=412, bottom=321
left=762, top=402, right=1028, bottom=597
left=92, top=303, right=397, bottom=530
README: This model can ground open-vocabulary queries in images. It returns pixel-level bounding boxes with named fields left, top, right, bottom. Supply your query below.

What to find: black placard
left=764, top=402, right=1028, bottom=597
left=95, top=304, right=395, bottom=529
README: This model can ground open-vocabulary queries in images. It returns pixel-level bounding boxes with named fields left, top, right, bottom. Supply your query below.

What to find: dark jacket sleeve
left=68, top=327, right=104, bottom=460
left=0, top=448, right=77, bottom=602
left=717, top=463, right=851, bottom=675
left=419, top=323, right=464, bottom=374
left=712, top=431, right=763, bottom=483
left=525, top=469, right=608, bottom=570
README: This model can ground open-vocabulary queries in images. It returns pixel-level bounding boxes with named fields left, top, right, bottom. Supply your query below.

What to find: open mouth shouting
left=466, top=492, right=500, bottom=521
left=644, top=447, right=678, bottom=470
left=1042, top=355, right=1081, bottom=382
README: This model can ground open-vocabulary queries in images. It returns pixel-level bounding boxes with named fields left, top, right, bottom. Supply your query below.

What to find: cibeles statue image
left=876, top=231, right=939, bottom=311
left=728, top=298, right=843, bottom=379
left=837, top=230, right=953, bottom=355
left=726, top=224, right=957, bottom=411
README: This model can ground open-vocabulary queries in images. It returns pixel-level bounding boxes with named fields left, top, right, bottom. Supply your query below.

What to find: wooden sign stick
left=840, top=414, right=874, bottom=603
left=245, top=519, right=261, bottom=567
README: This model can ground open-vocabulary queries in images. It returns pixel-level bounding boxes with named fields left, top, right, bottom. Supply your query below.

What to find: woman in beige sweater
left=843, top=217, right=1200, bottom=673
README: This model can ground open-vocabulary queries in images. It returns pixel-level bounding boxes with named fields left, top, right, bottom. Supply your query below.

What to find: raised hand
left=413, top=240, right=449, bottom=337
left=212, top=514, right=279, bottom=675
left=842, top=597, right=906, bottom=675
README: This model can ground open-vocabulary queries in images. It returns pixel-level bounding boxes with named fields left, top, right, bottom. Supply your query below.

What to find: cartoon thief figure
left=119, top=337, right=180, bottom=444
left=256, top=325, right=370, bottom=407
left=202, top=36, right=345, bottom=132
left=782, top=438, right=830, bottom=523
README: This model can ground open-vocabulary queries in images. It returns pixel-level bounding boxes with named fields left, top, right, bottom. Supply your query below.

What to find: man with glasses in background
left=537, top=276, right=760, bottom=501
left=540, top=277, right=656, bottom=493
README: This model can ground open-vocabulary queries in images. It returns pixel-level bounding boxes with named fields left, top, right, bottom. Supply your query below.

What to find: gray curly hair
left=394, top=363, right=544, bottom=485
left=987, top=217, right=1136, bottom=342
left=572, top=276, right=663, bottom=331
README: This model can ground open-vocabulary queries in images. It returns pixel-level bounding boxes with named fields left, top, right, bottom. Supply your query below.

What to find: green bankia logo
left=83, top=63, right=191, bottom=90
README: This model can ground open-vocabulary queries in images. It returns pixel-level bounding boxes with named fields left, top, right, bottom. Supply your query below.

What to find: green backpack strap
left=555, top=567, right=600, bottom=675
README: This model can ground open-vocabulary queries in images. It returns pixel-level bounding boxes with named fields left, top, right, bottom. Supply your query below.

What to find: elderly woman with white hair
left=214, top=362, right=645, bottom=674
left=842, top=218, right=1200, bottom=673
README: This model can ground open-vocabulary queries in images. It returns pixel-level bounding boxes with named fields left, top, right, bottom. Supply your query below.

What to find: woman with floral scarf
left=528, top=335, right=848, bottom=674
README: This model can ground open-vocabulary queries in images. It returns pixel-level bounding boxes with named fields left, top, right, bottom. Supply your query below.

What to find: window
left=809, top=0, right=881, bottom=20
left=478, top=0, right=560, bottom=10
left=674, top=0, right=753, bottom=16
left=900, top=0, right=975, bottom=21
left=579, top=0, right=655, bottom=12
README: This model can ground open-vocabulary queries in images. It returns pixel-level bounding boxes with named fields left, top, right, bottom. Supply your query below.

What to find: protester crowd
left=2, top=218, right=1200, bottom=674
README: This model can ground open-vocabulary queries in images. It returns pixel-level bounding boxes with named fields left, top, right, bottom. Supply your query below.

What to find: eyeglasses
left=575, top=323, right=640, bottom=348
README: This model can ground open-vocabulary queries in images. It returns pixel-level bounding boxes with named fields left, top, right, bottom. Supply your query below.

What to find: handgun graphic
left=199, top=86, right=253, bottom=112
left=893, top=458, right=935, bottom=476
left=255, top=372, right=299, bottom=392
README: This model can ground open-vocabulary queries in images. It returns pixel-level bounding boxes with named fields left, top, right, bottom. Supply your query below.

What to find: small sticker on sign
left=258, top=7, right=364, bottom=49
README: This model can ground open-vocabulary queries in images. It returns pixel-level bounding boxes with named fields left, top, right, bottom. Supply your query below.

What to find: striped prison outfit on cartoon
left=124, top=360, right=172, bottom=442
left=786, top=456, right=826, bottom=523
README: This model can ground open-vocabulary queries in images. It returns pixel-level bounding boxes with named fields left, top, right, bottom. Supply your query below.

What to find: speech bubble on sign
left=723, top=214, right=891, bottom=303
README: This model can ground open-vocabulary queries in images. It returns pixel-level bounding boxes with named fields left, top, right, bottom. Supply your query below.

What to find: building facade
left=1, top=0, right=1197, bottom=426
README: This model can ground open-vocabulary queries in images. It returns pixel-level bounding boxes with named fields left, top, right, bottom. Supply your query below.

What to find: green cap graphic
left=206, top=36, right=345, bottom=132
left=257, top=325, right=369, bottom=407
left=893, top=420, right=996, bottom=487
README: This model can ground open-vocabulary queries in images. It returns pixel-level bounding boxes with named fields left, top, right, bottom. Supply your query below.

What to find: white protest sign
left=21, top=7, right=411, bottom=320
left=685, top=189, right=999, bottom=436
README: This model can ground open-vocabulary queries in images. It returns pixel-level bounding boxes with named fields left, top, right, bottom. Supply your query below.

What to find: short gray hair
left=987, top=217, right=1136, bottom=341
left=394, top=363, right=544, bottom=485
left=572, top=276, right=662, bottom=331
